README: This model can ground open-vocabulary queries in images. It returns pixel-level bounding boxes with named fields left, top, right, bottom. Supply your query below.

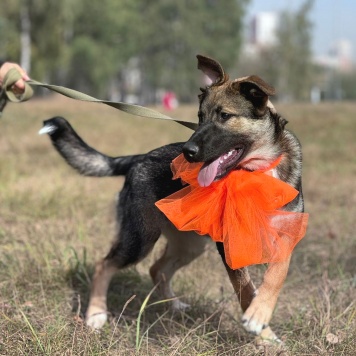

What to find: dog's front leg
left=242, top=256, right=291, bottom=340
left=150, top=230, right=207, bottom=311
left=216, top=242, right=257, bottom=310
left=216, top=242, right=283, bottom=341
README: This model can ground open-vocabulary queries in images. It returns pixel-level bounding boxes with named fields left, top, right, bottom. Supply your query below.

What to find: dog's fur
left=40, top=55, right=304, bottom=341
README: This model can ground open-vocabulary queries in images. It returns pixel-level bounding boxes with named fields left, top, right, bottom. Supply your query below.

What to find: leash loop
left=2, top=68, right=34, bottom=103
left=1, top=68, right=198, bottom=130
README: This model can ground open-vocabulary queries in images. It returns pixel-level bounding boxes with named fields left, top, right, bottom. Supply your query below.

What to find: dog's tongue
left=197, top=158, right=220, bottom=187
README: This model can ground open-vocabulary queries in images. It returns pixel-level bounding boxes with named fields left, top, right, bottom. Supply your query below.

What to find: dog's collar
left=156, top=154, right=308, bottom=270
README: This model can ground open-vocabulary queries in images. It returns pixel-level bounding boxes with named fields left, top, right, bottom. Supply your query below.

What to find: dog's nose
left=183, top=142, right=200, bottom=162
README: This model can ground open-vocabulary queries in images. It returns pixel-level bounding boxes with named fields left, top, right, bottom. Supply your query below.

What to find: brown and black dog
left=39, top=55, right=305, bottom=342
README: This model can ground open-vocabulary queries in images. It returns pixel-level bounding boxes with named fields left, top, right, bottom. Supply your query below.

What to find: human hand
left=0, top=62, right=30, bottom=94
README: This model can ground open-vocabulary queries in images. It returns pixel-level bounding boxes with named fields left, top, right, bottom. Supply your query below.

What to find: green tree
left=1, top=0, right=249, bottom=100
left=67, top=0, right=143, bottom=96
left=334, top=70, right=356, bottom=100
left=276, top=0, right=314, bottom=101
left=238, top=0, right=314, bottom=101
left=1, top=0, right=80, bottom=81
left=0, top=0, right=144, bottom=96
left=138, top=0, right=249, bottom=102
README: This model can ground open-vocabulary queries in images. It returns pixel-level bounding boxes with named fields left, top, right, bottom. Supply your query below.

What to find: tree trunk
left=20, top=3, right=31, bottom=73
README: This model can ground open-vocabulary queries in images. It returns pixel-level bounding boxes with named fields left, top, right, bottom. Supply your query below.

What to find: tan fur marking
left=85, top=260, right=118, bottom=328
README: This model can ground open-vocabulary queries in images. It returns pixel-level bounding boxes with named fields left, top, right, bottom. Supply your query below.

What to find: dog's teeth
left=220, top=150, right=237, bottom=164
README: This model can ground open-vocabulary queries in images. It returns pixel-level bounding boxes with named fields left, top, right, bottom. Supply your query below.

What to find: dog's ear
left=233, top=76, right=276, bottom=116
left=197, top=55, right=228, bottom=86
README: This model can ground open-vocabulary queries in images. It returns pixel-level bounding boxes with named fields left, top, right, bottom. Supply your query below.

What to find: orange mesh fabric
left=156, top=154, right=308, bottom=270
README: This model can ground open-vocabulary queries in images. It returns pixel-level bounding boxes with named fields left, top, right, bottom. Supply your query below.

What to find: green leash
left=0, top=68, right=198, bottom=130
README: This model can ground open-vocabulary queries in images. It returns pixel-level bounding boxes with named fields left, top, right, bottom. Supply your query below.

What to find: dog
left=39, top=55, right=305, bottom=342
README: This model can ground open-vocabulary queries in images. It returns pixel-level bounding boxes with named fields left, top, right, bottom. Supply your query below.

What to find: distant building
left=314, top=39, right=353, bottom=73
left=242, top=11, right=280, bottom=58
left=249, top=12, right=280, bottom=48
left=244, top=12, right=354, bottom=74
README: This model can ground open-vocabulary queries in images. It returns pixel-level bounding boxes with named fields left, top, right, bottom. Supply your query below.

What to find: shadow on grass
left=65, top=259, right=249, bottom=350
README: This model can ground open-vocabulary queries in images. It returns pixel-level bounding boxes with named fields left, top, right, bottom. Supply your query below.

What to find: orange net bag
left=155, top=154, right=308, bottom=270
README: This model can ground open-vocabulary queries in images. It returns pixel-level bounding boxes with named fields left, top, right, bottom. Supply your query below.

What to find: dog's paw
left=254, top=327, right=285, bottom=355
left=242, top=297, right=274, bottom=335
left=85, top=312, right=107, bottom=330
left=258, top=326, right=281, bottom=343
left=172, top=299, right=191, bottom=311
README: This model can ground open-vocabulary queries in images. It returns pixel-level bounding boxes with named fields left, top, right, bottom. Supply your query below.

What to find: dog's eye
left=220, top=112, right=233, bottom=121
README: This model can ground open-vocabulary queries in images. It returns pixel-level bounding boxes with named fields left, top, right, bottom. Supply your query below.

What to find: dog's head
left=183, top=55, right=288, bottom=187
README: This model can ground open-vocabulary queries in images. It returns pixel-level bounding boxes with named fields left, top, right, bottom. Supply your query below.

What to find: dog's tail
left=39, top=117, right=143, bottom=177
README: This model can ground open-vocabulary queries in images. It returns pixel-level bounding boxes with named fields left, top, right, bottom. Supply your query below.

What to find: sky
left=246, top=0, right=356, bottom=60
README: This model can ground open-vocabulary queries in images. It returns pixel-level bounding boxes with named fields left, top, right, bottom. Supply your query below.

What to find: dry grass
left=0, top=96, right=355, bottom=355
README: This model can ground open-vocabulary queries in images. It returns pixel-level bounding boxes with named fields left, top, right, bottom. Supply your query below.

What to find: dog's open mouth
left=197, top=147, right=244, bottom=187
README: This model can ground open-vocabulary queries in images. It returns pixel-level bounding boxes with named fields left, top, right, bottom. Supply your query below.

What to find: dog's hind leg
left=216, top=242, right=281, bottom=342
left=150, top=228, right=207, bottom=311
left=85, top=258, right=118, bottom=329
left=85, top=210, right=161, bottom=330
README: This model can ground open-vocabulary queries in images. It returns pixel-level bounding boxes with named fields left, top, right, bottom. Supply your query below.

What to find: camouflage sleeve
left=0, top=60, right=7, bottom=115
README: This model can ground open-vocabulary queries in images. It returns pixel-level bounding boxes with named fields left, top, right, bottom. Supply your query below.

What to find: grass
left=0, top=95, right=355, bottom=355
